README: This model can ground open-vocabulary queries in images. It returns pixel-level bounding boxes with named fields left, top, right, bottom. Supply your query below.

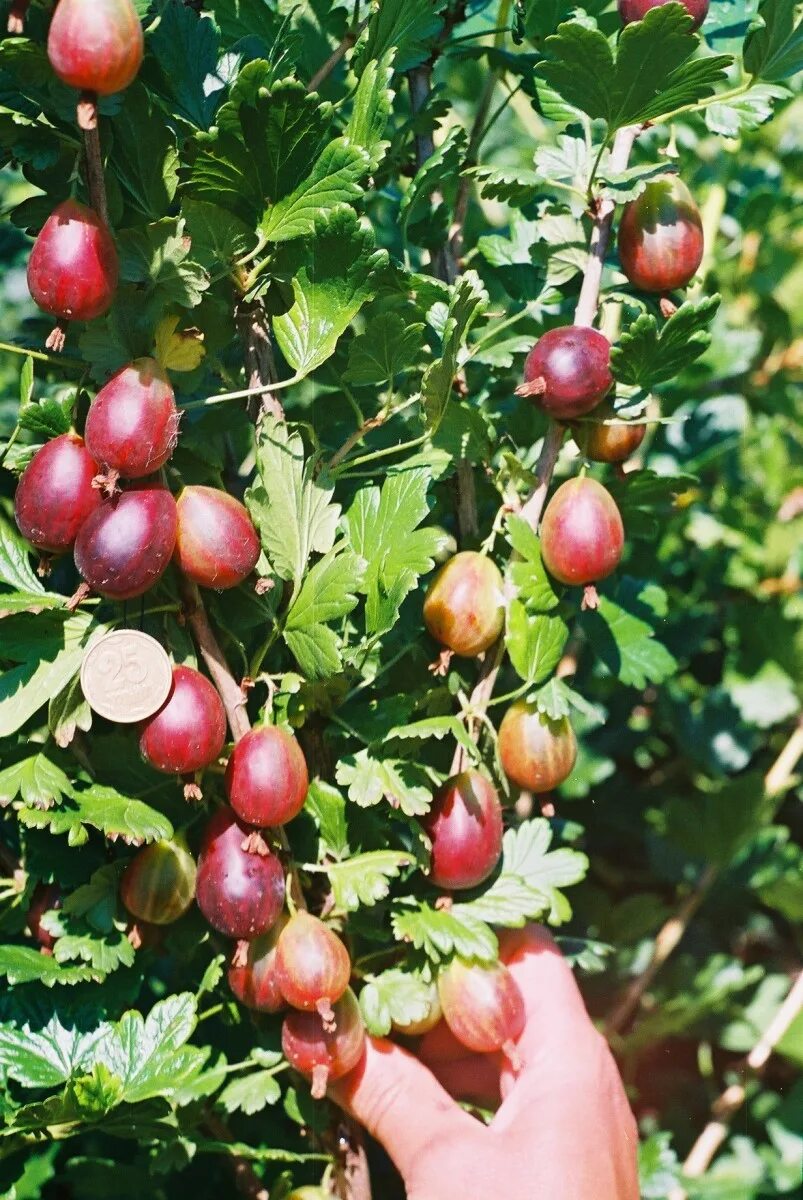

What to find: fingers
left=418, top=1022, right=502, bottom=1107
left=331, top=1035, right=479, bottom=1179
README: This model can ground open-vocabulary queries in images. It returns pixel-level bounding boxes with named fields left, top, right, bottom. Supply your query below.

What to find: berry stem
left=82, top=121, right=110, bottom=227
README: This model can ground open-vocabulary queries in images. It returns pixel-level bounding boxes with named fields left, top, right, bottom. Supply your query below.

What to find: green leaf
left=0, top=512, right=45, bottom=594
left=0, top=751, right=72, bottom=808
left=400, top=126, right=467, bottom=231
left=387, top=716, right=478, bottom=759
left=744, top=0, right=803, bottom=82
left=326, top=851, right=412, bottom=911
left=346, top=50, right=396, bottom=171
left=422, top=271, right=488, bottom=431
left=346, top=469, right=448, bottom=636
left=18, top=389, right=74, bottom=440
left=538, top=8, right=731, bottom=132
left=0, top=611, right=98, bottom=738
left=391, top=900, right=497, bottom=964
left=0, top=947, right=102, bottom=988
left=247, top=418, right=341, bottom=589
left=583, top=578, right=677, bottom=689
left=533, top=677, right=605, bottom=724
left=149, top=0, right=222, bottom=129
left=118, top=219, right=209, bottom=309
left=359, top=969, right=434, bottom=1037
left=48, top=674, right=93, bottom=750
left=305, top=780, right=349, bottom=859
left=261, top=138, right=369, bottom=242
left=283, top=547, right=363, bottom=679
left=506, top=603, right=569, bottom=686
left=612, top=296, right=721, bottom=387
left=660, top=772, right=777, bottom=867
left=273, top=211, right=387, bottom=378
left=336, top=750, right=432, bottom=817
left=345, top=312, right=425, bottom=386
left=704, top=82, right=789, bottom=135
left=506, top=517, right=559, bottom=612
left=18, top=783, right=174, bottom=848
left=182, top=199, right=255, bottom=266
left=0, top=591, right=64, bottom=616
left=110, top=84, right=179, bottom=218
left=218, top=1070, right=282, bottom=1115
left=455, top=821, right=588, bottom=928
left=354, top=0, right=445, bottom=72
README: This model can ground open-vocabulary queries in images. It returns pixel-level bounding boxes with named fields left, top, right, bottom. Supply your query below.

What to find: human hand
left=333, top=927, right=639, bottom=1200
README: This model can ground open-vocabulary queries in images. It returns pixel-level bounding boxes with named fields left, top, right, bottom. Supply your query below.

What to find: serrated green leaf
left=391, top=900, right=497, bottom=964
left=422, top=272, right=488, bottom=431
left=346, top=50, right=396, bottom=171
left=0, top=512, right=46, bottom=594
left=247, top=417, right=340, bottom=589
left=261, top=138, right=368, bottom=242
left=455, top=820, right=588, bottom=928
left=336, top=750, right=432, bottom=817
left=744, top=0, right=803, bottom=81
left=48, top=674, right=92, bottom=750
left=110, top=84, right=179, bottom=218
left=305, top=780, right=349, bottom=859
left=345, top=312, right=425, bottom=386
left=583, top=577, right=678, bottom=688
left=0, top=611, right=98, bottom=738
left=506, top=517, right=559, bottom=612
left=0, top=752, right=72, bottom=809
left=283, top=547, right=363, bottom=679
left=0, top=947, right=102, bottom=988
left=219, top=1070, right=282, bottom=1115
left=612, top=297, right=721, bottom=386
left=18, top=784, right=174, bottom=847
left=118, top=218, right=209, bottom=309
left=354, top=0, right=445, bottom=73
left=359, top=969, right=434, bottom=1037
left=326, top=851, right=412, bottom=911
left=506, top=603, right=569, bottom=686
left=273, top=211, right=387, bottom=378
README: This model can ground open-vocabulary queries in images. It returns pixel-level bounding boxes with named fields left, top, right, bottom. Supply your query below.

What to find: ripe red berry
left=282, top=987, right=365, bottom=1099
left=518, top=326, right=613, bottom=419
left=26, top=883, right=62, bottom=952
left=618, top=176, right=704, bottom=293
left=27, top=201, right=118, bottom=346
left=47, top=0, right=144, bottom=96
left=7, top=0, right=31, bottom=33
left=275, top=911, right=351, bottom=1025
left=540, top=476, right=624, bottom=588
left=195, top=808, right=285, bottom=940
left=85, top=358, right=180, bottom=481
left=423, top=770, right=503, bottom=891
left=571, top=400, right=646, bottom=465
left=498, top=701, right=578, bottom=793
left=423, top=551, right=505, bottom=658
left=174, top=486, right=261, bottom=591
left=228, top=915, right=289, bottom=1013
left=14, top=433, right=101, bottom=553
left=139, top=665, right=226, bottom=777
left=74, top=483, right=177, bottom=600
left=618, top=0, right=709, bottom=30
left=120, top=839, right=197, bottom=926
left=437, top=958, right=525, bottom=1066
left=225, top=726, right=309, bottom=828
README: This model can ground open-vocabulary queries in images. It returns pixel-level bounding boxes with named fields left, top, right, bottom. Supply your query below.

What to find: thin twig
left=307, top=17, right=369, bottom=93
left=236, top=298, right=284, bottom=423
left=669, top=971, right=803, bottom=1199
left=179, top=578, right=250, bottom=741
left=605, top=715, right=803, bottom=1037
left=574, top=125, right=640, bottom=328
left=203, top=1112, right=269, bottom=1200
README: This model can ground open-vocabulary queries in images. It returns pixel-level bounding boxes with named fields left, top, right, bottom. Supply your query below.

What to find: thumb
left=331, top=1036, right=477, bottom=1180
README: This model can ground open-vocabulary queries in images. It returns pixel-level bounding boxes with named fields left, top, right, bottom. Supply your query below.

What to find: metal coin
left=80, top=630, right=173, bottom=723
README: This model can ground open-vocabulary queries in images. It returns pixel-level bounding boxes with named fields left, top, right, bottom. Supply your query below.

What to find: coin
left=80, top=630, right=173, bottom=723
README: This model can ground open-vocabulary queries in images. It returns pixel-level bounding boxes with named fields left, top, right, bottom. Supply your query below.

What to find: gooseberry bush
left=0, top=2, right=801, bottom=1198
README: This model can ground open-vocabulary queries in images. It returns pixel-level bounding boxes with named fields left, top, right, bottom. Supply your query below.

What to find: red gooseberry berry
left=618, top=176, right=704, bottom=294
left=195, top=808, right=285, bottom=940
left=174, top=486, right=261, bottom=591
left=14, top=433, right=101, bottom=553
left=139, top=665, right=227, bottom=777
left=27, top=200, right=118, bottom=348
left=618, top=0, right=709, bottom=31
left=47, top=0, right=144, bottom=96
left=571, top=399, right=647, bottom=465
left=423, top=551, right=505, bottom=658
left=225, top=725, right=309, bottom=828
left=517, top=326, right=613, bottom=419
left=228, top=914, right=289, bottom=1014
left=438, top=958, right=526, bottom=1068
left=74, top=482, right=178, bottom=600
left=282, top=987, right=365, bottom=1099
left=423, top=770, right=503, bottom=891
left=498, top=701, right=578, bottom=794
left=85, top=358, right=180, bottom=482
left=540, top=476, right=624, bottom=589
left=26, top=883, right=63, bottom=952
left=275, top=911, right=351, bottom=1026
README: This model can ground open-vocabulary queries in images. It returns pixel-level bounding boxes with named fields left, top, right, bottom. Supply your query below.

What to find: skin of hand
left=332, top=927, right=640, bottom=1200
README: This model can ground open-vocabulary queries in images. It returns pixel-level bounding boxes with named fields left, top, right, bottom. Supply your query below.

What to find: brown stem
left=236, top=299, right=284, bottom=423
left=180, top=578, right=250, bottom=741
left=308, top=18, right=369, bottom=94
left=574, top=126, right=640, bottom=328
left=204, top=1112, right=269, bottom=1200
left=82, top=122, right=109, bottom=226
left=328, top=414, right=385, bottom=470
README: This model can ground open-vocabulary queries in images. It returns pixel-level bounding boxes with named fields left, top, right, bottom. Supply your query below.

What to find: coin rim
left=80, top=630, right=173, bottom=724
